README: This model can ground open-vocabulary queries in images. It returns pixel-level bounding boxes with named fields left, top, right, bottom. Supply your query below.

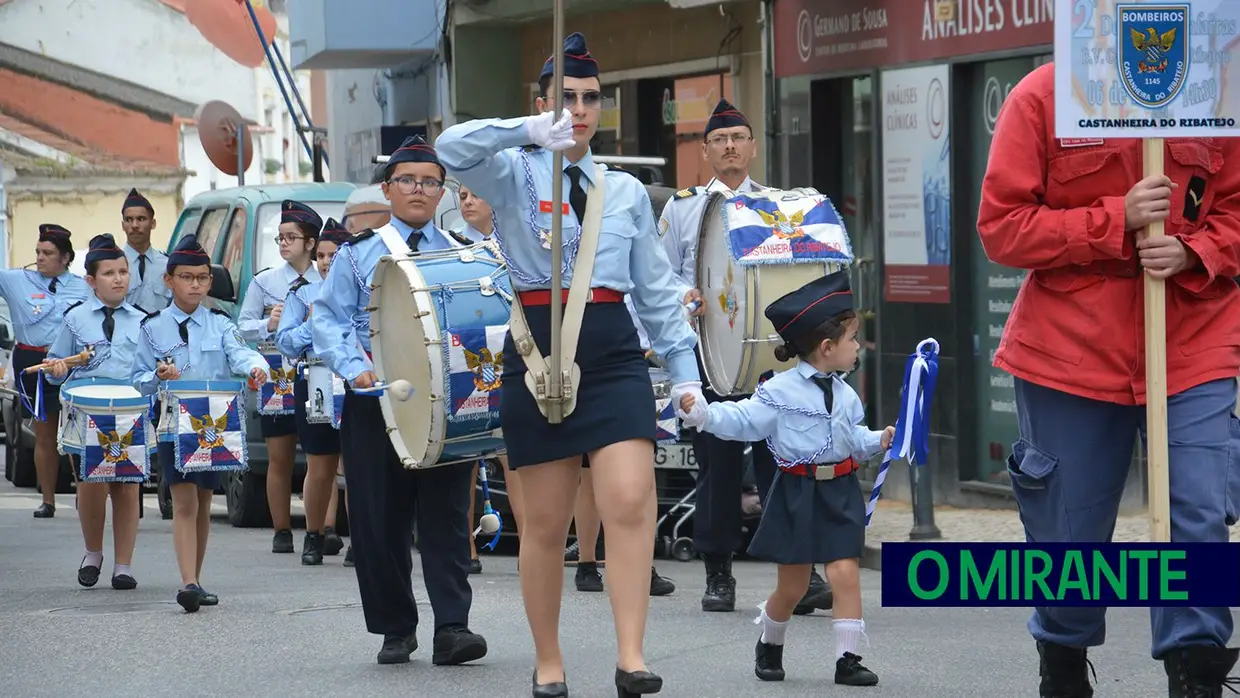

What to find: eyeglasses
left=174, top=273, right=212, bottom=286
left=387, top=176, right=444, bottom=195
left=562, top=90, right=603, bottom=108
left=275, top=233, right=307, bottom=244
left=707, top=134, right=754, bottom=147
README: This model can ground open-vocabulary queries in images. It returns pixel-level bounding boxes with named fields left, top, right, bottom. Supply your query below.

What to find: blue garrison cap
left=122, top=188, right=154, bottom=215
left=540, top=32, right=599, bottom=80
left=387, top=135, right=441, bottom=169
left=166, top=234, right=211, bottom=272
left=319, top=218, right=350, bottom=247
left=764, top=271, right=854, bottom=341
left=705, top=98, right=750, bottom=137
left=85, top=234, right=124, bottom=268
left=280, top=200, right=323, bottom=232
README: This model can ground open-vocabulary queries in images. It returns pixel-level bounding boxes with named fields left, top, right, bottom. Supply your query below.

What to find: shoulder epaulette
left=131, top=304, right=148, bottom=316
left=209, top=307, right=231, bottom=317
left=254, top=266, right=272, bottom=277
left=344, top=229, right=375, bottom=245
left=447, top=229, right=473, bottom=246
left=521, top=144, right=540, bottom=153
left=673, top=187, right=701, bottom=200
left=140, top=310, right=161, bottom=325
left=603, top=163, right=640, bottom=179
left=62, top=300, right=84, bottom=316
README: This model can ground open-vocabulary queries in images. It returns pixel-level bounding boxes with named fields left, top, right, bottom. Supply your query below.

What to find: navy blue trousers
left=1009, top=377, right=1239, bottom=659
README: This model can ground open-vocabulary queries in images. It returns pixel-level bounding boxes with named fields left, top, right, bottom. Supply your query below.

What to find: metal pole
left=237, top=123, right=246, bottom=187
left=546, top=0, right=566, bottom=424
left=907, top=459, right=941, bottom=540
left=241, top=0, right=315, bottom=163
left=271, top=41, right=329, bottom=168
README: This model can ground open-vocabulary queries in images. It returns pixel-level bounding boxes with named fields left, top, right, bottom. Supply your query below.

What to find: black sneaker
left=755, top=639, right=785, bottom=681
left=272, top=529, right=294, bottom=554
left=432, top=626, right=488, bottom=665
left=575, top=562, right=604, bottom=592
left=323, top=527, right=344, bottom=556
left=835, top=652, right=879, bottom=686
left=343, top=545, right=355, bottom=567
left=650, top=567, right=675, bottom=596
left=793, top=569, right=834, bottom=615
left=301, top=532, right=324, bottom=566
left=469, top=558, right=482, bottom=575
left=1037, top=641, right=1095, bottom=697
left=377, top=633, right=417, bottom=664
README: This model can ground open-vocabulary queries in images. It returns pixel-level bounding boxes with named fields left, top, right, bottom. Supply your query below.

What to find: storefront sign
left=881, top=64, right=952, bottom=304
left=775, top=0, right=1054, bottom=77
left=1053, top=0, right=1240, bottom=138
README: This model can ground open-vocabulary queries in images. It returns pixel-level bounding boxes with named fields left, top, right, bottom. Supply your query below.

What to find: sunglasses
left=561, top=90, right=603, bottom=108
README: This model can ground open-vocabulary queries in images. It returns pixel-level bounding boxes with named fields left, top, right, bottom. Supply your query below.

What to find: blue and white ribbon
left=865, top=338, right=939, bottom=527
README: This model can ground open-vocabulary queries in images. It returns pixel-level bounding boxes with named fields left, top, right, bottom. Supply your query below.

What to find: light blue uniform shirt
left=659, top=176, right=763, bottom=300
left=131, top=303, right=268, bottom=396
left=703, top=361, right=884, bottom=468
left=457, top=221, right=494, bottom=244
left=0, top=269, right=90, bottom=348
left=311, top=220, right=461, bottom=382
left=46, top=296, right=147, bottom=386
left=239, top=262, right=322, bottom=344
left=435, top=117, right=699, bottom=385
left=275, top=279, right=318, bottom=359
left=123, top=244, right=171, bottom=311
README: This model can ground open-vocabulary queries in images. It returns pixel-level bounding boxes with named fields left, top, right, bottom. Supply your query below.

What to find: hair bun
left=773, top=342, right=795, bottom=363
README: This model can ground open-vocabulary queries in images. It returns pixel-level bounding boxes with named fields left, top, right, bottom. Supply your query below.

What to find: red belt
left=518, top=288, right=624, bottom=306
left=782, top=457, right=858, bottom=480
left=16, top=343, right=48, bottom=352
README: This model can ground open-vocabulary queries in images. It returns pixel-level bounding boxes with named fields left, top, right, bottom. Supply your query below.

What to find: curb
left=862, top=544, right=882, bottom=571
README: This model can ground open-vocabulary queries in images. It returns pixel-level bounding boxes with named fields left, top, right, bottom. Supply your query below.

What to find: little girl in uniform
left=679, top=271, right=892, bottom=687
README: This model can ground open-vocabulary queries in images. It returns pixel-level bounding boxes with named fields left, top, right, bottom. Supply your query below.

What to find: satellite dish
left=196, top=100, right=254, bottom=176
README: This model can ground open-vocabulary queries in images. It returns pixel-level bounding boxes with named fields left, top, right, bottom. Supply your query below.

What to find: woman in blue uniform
left=0, top=224, right=89, bottom=517
left=275, top=219, right=350, bottom=565
left=437, top=32, right=706, bottom=698
left=239, top=200, right=324, bottom=555
left=680, top=272, right=892, bottom=688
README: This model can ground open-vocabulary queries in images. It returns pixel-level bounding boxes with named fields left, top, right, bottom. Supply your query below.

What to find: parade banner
left=1054, top=0, right=1240, bottom=138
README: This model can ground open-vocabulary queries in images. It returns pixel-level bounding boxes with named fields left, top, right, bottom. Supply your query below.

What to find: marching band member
left=0, top=224, right=89, bottom=518
left=132, top=234, right=269, bottom=613
left=120, top=188, right=171, bottom=311
left=437, top=31, right=706, bottom=697
left=979, top=62, right=1240, bottom=696
left=275, top=218, right=350, bottom=566
left=658, top=99, right=829, bottom=616
left=46, top=234, right=147, bottom=590
left=312, top=136, right=487, bottom=666
left=679, top=272, right=891, bottom=688
left=239, top=200, right=324, bottom=555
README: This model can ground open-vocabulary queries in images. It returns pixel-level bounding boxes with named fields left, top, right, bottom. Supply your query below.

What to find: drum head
left=696, top=192, right=749, bottom=396
left=370, top=256, right=437, bottom=467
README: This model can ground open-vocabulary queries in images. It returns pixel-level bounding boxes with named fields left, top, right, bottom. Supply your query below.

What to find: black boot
left=793, top=569, right=834, bottom=615
left=754, top=638, right=785, bottom=681
left=1164, top=646, right=1240, bottom=698
left=1037, top=641, right=1096, bottom=697
left=700, top=555, right=736, bottom=612
left=301, top=532, right=324, bottom=566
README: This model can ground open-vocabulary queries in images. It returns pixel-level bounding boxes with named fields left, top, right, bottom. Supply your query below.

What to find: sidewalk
left=861, top=499, right=1240, bottom=569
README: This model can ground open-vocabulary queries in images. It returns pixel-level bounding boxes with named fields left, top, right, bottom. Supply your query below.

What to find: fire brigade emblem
left=1118, top=5, right=1189, bottom=109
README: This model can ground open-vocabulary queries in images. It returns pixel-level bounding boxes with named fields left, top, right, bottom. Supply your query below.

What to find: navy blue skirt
left=501, top=301, right=655, bottom=469
left=748, top=469, right=865, bottom=565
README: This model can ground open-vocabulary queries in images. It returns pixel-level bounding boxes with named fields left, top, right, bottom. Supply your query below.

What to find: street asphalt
left=0, top=484, right=1224, bottom=697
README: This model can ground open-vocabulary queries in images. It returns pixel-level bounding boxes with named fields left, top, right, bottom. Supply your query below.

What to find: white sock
left=113, top=564, right=132, bottom=578
left=753, top=602, right=789, bottom=645
left=834, top=618, right=868, bottom=659
left=81, top=550, right=103, bottom=569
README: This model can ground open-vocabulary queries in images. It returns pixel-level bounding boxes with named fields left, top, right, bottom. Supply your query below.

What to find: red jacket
left=977, top=63, right=1240, bottom=406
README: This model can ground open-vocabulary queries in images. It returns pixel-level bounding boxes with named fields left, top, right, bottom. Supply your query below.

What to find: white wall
left=325, top=68, right=386, bottom=184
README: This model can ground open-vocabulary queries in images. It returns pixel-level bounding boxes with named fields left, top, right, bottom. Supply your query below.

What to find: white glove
left=525, top=109, right=575, bottom=152
left=671, top=380, right=709, bottom=430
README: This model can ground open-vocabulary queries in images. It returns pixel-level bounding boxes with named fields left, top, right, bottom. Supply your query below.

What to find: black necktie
left=138, top=254, right=147, bottom=281
left=291, top=275, right=309, bottom=292
left=565, top=166, right=588, bottom=223
left=48, top=277, right=58, bottom=294
left=101, top=307, right=115, bottom=342
left=812, top=375, right=835, bottom=413
left=406, top=230, right=423, bottom=251
left=178, top=318, right=190, bottom=344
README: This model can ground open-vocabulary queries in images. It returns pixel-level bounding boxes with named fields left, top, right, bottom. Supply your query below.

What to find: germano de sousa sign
left=775, top=0, right=1055, bottom=78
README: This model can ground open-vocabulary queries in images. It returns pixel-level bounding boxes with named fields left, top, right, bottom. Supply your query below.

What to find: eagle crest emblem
left=96, top=426, right=134, bottom=464
left=1130, top=27, right=1177, bottom=73
left=269, top=365, right=295, bottom=397
left=756, top=208, right=806, bottom=240
left=717, top=263, right=739, bottom=330
left=1117, top=6, right=1189, bottom=109
left=463, top=347, right=503, bottom=392
left=189, top=413, right=229, bottom=450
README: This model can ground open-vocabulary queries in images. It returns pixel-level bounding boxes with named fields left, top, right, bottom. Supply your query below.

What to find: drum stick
left=23, top=349, right=92, bottom=374
left=546, top=0, right=567, bottom=424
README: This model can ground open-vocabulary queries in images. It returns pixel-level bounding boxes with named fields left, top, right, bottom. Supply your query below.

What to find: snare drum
left=649, top=367, right=678, bottom=445
left=696, top=187, right=853, bottom=396
left=58, top=378, right=153, bottom=483
left=157, top=379, right=248, bottom=474
left=257, top=341, right=296, bottom=416
left=370, top=243, right=511, bottom=468
left=303, top=359, right=345, bottom=429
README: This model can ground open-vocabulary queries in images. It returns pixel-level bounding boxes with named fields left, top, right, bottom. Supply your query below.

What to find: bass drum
left=695, top=187, right=846, bottom=397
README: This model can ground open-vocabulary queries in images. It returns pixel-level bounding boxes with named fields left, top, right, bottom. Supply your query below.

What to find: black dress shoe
left=470, top=557, right=483, bottom=574
left=794, top=570, right=833, bottom=615
left=111, top=574, right=137, bottom=590
left=323, top=527, right=344, bottom=556
left=33, top=503, right=55, bottom=518
left=193, top=585, right=219, bottom=606
left=650, top=567, right=675, bottom=597
left=343, top=545, right=355, bottom=567
left=754, top=639, right=785, bottom=681
left=301, top=532, right=324, bottom=566
left=377, top=633, right=417, bottom=664
left=272, top=529, right=294, bottom=553
left=532, top=668, right=569, bottom=698
left=835, top=652, right=879, bottom=686
left=615, top=666, right=662, bottom=697
left=176, top=587, right=201, bottom=613
left=576, top=563, right=604, bottom=592
left=77, top=557, right=101, bottom=588
left=432, top=625, right=488, bottom=665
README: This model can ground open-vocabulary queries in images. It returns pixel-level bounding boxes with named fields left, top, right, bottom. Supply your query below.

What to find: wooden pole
left=546, top=0, right=566, bottom=424
left=1143, top=137, right=1171, bottom=543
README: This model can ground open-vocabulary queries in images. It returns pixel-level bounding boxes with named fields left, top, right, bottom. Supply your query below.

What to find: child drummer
left=679, top=271, right=893, bottom=688
left=131, top=234, right=269, bottom=613
left=46, top=234, right=149, bottom=591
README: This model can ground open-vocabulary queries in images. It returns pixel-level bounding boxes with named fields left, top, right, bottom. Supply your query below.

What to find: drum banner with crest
left=258, top=350, right=296, bottom=416
left=82, top=412, right=153, bottom=483
left=721, top=192, right=853, bottom=266
left=654, top=397, right=678, bottom=445
left=171, top=391, right=248, bottom=474
left=443, top=325, right=505, bottom=436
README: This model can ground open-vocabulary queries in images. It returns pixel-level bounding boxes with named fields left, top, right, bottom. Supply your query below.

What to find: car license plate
left=655, top=443, right=696, bottom=470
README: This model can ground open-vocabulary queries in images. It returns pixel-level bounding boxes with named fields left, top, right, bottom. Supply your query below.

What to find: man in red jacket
left=978, top=62, right=1240, bottom=698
